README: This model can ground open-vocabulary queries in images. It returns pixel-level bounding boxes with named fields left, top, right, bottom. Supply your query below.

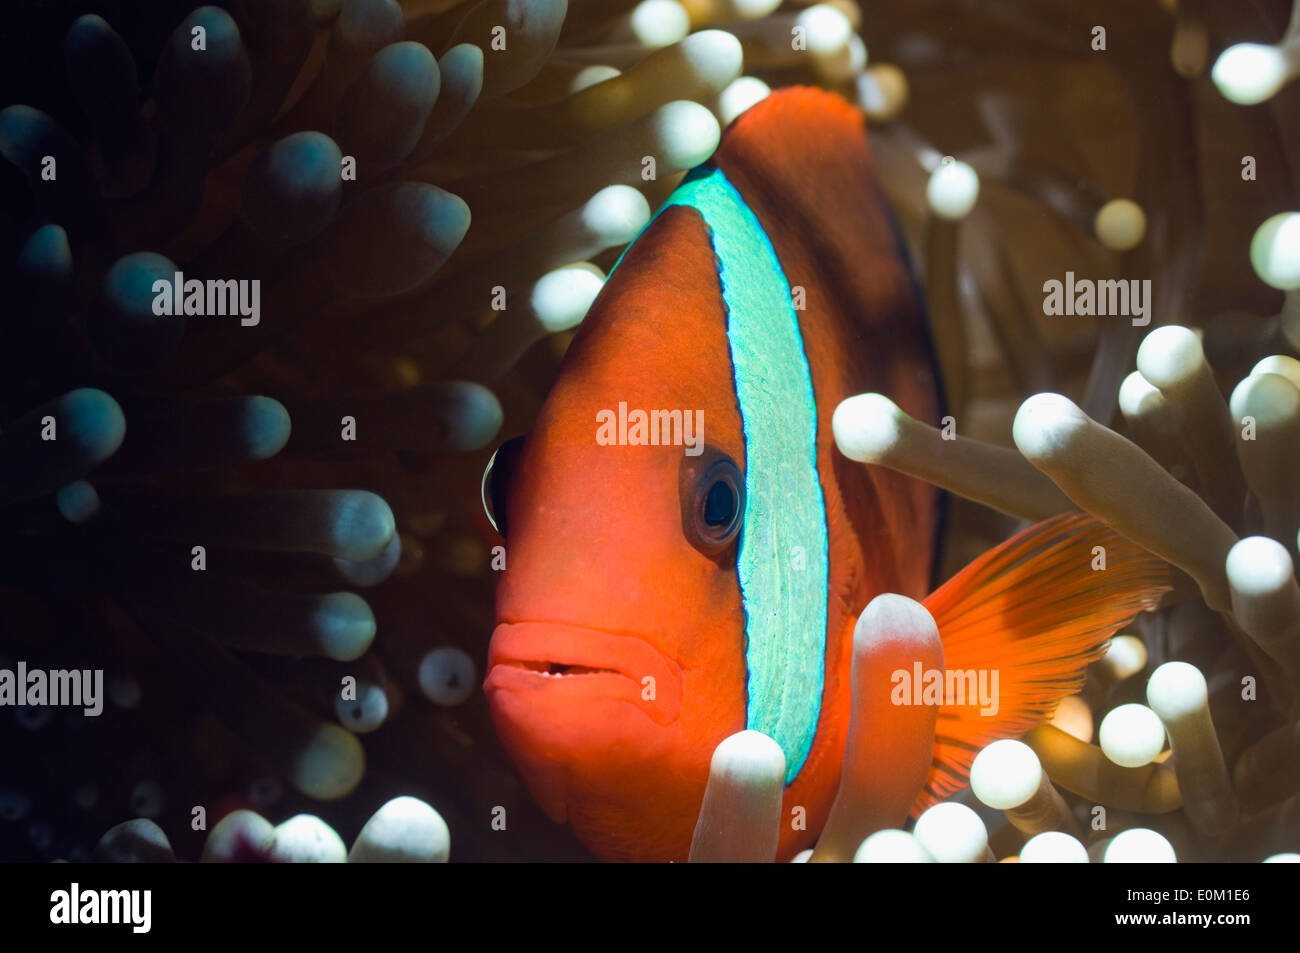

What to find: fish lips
left=484, top=621, right=682, bottom=727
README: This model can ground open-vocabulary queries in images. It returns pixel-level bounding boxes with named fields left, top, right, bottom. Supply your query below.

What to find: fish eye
left=481, top=435, right=526, bottom=536
left=681, top=449, right=745, bottom=553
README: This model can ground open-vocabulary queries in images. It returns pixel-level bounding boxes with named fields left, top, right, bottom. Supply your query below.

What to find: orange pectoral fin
left=915, top=512, right=1171, bottom=810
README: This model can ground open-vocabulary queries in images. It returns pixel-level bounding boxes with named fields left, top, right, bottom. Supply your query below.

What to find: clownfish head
left=483, top=201, right=755, bottom=863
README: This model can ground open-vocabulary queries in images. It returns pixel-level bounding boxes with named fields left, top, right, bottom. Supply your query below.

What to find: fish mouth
left=500, top=660, right=623, bottom=677
left=485, top=620, right=682, bottom=725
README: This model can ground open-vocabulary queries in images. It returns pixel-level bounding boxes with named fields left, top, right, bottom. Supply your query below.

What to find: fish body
left=483, top=88, right=1167, bottom=862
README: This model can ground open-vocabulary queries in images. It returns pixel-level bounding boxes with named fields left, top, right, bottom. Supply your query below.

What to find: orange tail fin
left=916, top=512, right=1170, bottom=809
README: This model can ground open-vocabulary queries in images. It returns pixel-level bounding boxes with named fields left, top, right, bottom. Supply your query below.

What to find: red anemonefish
left=481, top=88, right=1169, bottom=862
